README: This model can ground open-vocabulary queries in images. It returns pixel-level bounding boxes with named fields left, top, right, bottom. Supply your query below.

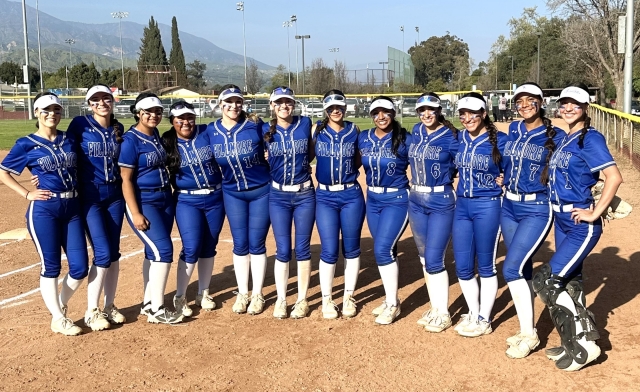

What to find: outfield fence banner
left=591, top=104, right=640, bottom=171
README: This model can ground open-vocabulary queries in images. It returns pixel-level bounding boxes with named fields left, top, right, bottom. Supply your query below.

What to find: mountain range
left=0, top=0, right=273, bottom=77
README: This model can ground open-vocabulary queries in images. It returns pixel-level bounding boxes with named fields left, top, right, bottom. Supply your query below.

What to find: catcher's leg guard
left=533, top=266, right=601, bottom=371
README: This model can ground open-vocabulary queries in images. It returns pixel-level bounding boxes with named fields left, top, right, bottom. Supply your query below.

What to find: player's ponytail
left=539, top=108, right=556, bottom=185
left=264, top=118, right=277, bottom=142
left=483, top=115, right=502, bottom=166
left=314, top=117, right=329, bottom=139
left=390, top=118, right=407, bottom=156
left=161, top=127, right=181, bottom=175
left=578, top=116, right=591, bottom=148
left=439, top=114, right=458, bottom=139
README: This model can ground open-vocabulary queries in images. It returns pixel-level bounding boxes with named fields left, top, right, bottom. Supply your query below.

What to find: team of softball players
left=0, top=81, right=622, bottom=372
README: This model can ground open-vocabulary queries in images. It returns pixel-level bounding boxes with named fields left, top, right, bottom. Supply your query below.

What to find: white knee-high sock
left=250, top=253, right=267, bottom=296
left=233, top=254, right=250, bottom=295
left=343, top=257, right=360, bottom=297
left=378, top=262, right=399, bottom=306
left=87, top=265, right=107, bottom=310
left=103, top=261, right=120, bottom=307
left=458, top=277, right=480, bottom=316
left=59, top=274, right=83, bottom=308
left=175, top=258, right=196, bottom=298
left=142, top=258, right=151, bottom=305
left=428, top=270, right=450, bottom=314
left=197, top=257, right=214, bottom=294
left=479, top=276, right=499, bottom=321
left=508, top=278, right=535, bottom=336
left=149, top=261, right=171, bottom=312
left=319, top=260, right=336, bottom=298
left=41, top=276, right=63, bottom=320
left=274, top=260, right=289, bottom=300
left=296, top=260, right=311, bottom=302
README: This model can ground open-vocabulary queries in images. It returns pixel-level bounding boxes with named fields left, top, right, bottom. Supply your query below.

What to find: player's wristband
left=25, top=191, right=30, bottom=199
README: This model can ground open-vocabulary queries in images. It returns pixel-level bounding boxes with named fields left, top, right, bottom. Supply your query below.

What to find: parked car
left=115, top=98, right=136, bottom=118
left=631, top=100, right=640, bottom=116
left=246, top=98, right=271, bottom=117
left=440, top=99, right=452, bottom=118
left=345, top=98, right=360, bottom=117
left=547, top=98, right=561, bottom=118
left=400, top=97, right=418, bottom=117
left=301, top=99, right=324, bottom=118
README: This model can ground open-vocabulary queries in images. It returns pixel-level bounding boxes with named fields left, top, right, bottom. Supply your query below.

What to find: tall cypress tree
left=138, top=16, right=168, bottom=67
left=169, top=16, right=187, bottom=86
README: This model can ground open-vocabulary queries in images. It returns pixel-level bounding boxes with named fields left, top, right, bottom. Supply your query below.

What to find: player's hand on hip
left=27, top=189, right=51, bottom=201
left=132, top=213, right=150, bottom=231
left=30, top=175, right=40, bottom=187
left=495, top=174, right=504, bottom=187
left=570, top=205, right=598, bottom=224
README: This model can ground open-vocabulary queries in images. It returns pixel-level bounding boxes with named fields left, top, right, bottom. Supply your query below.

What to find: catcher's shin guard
left=533, top=266, right=601, bottom=371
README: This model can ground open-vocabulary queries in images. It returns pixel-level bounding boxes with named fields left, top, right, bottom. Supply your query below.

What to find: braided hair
left=462, top=92, right=502, bottom=165
left=371, top=95, right=407, bottom=156
left=420, top=92, right=459, bottom=139
left=572, top=83, right=592, bottom=148
left=539, top=108, right=556, bottom=184
left=314, top=89, right=346, bottom=138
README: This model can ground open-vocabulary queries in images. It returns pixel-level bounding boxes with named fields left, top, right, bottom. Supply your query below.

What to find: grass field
left=0, top=115, right=445, bottom=150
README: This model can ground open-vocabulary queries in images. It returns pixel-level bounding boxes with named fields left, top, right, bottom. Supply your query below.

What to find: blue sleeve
left=261, top=121, right=271, bottom=137
left=552, top=127, right=567, bottom=145
left=582, top=130, right=615, bottom=172
left=118, top=135, right=138, bottom=169
left=66, top=116, right=82, bottom=144
left=449, top=131, right=460, bottom=160
left=0, top=140, right=28, bottom=175
left=498, top=131, right=508, bottom=172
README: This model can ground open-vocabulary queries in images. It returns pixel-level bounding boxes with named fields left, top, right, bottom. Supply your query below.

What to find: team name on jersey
left=268, top=140, right=308, bottom=157
left=87, top=141, right=119, bottom=158
left=549, top=150, right=572, bottom=169
left=504, top=141, right=544, bottom=161
left=145, top=150, right=166, bottom=167
left=408, top=144, right=442, bottom=160
left=315, top=141, right=355, bottom=158
left=37, top=151, right=77, bottom=172
left=212, top=140, right=253, bottom=158
left=455, top=152, right=490, bottom=171
left=180, top=145, right=213, bottom=167
left=359, top=146, right=396, bottom=158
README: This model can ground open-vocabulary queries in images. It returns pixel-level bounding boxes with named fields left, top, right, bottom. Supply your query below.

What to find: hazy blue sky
left=26, top=0, right=553, bottom=70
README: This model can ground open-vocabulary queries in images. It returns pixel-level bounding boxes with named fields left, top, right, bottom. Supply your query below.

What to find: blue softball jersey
left=173, top=124, right=222, bottom=190
left=207, top=118, right=269, bottom=191
left=67, top=115, right=121, bottom=184
left=314, top=121, right=359, bottom=185
left=455, top=130, right=507, bottom=198
left=408, top=124, right=459, bottom=187
left=1, top=132, right=78, bottom=193
left=358, top=128, right=409, bottom=189
left=118, top=127, right=170, bottom=190
left=262, top=116, right=313, bottom=185
left=503, top=121, right=566, bottom=195
left=548, top=128, right=615, bottom=206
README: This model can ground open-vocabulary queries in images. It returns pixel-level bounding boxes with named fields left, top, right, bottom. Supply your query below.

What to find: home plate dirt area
left=0, top=121, right=639, bottom=391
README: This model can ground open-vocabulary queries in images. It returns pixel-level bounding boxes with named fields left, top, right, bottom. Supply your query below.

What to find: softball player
left=453, top=92, right=506, bottom=337
left=119, top=93, right=183, bottom=324
left=0, top=93, right=88, bottom=336
left=500, top=83, right=566, bottom=358
left=66, top=84, right=126, bottom=330
left=533, top=84, right=622, bottom=371
left=262, top=87, right=315, bottom=319
left=162, top=101, right=225, bottom=317
left=313, top=89, right=365, bottom=319
left=404, top=92, right=459, bottom=332
left=358, top=96, right=409, bottom=325
left=207, top=85, right=271, bottom=315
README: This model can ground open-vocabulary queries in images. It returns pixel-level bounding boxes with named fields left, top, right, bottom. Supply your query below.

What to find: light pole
left=379, top=61, right=389, bottom=87
left=507, top=55, right=514, bottom=94
left=65, top=39, right=75, bottom=93
left=400, top=26, right=405, bottom=51
left=536, top=31, right=541, bottom=84
left=21, top=0, right=32, bottom=119
left=236, top=2, right=248, bottom=92
left=36, top=0, right=44, bottom=92
left=415, top=26, right=419, bottom=45
left=111, top=11, right=128, bottom=93
left=291, top=15, right=299, bottom=90
left=295, top=35, right=310, bottom=94
left=283, top=21, right=292, bottom=87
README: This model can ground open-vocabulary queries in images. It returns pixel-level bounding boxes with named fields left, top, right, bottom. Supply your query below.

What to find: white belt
left=505, top=191, right=537, bottom=202
left=368, top=186, right=399, bottom=194
left=50, top=191, right=77, bottom=199
left=318, top=183, right=356, bottom=192
left=272, top=180, right=312, bottom=192
left=552, top=204, right=574, bottom=213
left=179, top=184, right=221, bottom=195
left=411, top=185, right=445, bottom=193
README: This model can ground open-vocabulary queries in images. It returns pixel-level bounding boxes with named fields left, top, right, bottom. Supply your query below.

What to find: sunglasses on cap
left=221, top=87, right=242, bottom=95
left=417, top=95, right=440, bottom=105
left=171, top=102, right=194, bottom=110
left=323, top=94, right=345, bottom=104
left=272, top=86, right=295, bottom=96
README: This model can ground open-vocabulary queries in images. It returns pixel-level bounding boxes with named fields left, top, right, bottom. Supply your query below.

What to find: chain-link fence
left=591, top=104, right=640, bottom=171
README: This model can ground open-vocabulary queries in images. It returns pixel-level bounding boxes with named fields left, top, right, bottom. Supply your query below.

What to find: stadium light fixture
left=111, top=11, right=129, bottom=93
left=237, top=2, right=248, bottom=92
left=283, top=21, right=293, bottom=87
left=295, top=35, right=310, bottom=94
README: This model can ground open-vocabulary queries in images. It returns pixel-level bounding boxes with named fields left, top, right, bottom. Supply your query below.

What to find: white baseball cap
left=135, top=96, right=163, bottom=111
left=415, top=95, right=441, bottom=110
left=369, top=98, right=395, bottom=114
left=513, top=84, right=544, bottom=101
left=322, top=94, right=346, bottom=110
left=85, top=85, right=113, bottom=102
left=219, top=86, right=244, bottom=102
left=270, top=86, right=295, bottom=102
left=559, top=86, right=590, bottom=104
left=457, top=96, right=486, bottom=111
left=34, top=94, right=63, bottom=110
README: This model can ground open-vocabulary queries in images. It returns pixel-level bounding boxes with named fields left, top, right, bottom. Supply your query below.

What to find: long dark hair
left=314, top=89, right=346, bottom=138
left=462, top=92, right=502, bottom=165
left=162, top=100, right=196, bottom=175
left=88, top=84, right=123, bottom=143
left=130, top=92, right=161, bottom=123
left=264, top=85, right=293, bottom=143
left=419, top=92, right=458, bottom=139
left=33, top=92, right=59, bottom=129
left=371, top=95, right=406, bottom=156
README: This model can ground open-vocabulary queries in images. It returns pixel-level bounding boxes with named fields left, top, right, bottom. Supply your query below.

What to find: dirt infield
left=0, top=121, right=639, bottom=391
